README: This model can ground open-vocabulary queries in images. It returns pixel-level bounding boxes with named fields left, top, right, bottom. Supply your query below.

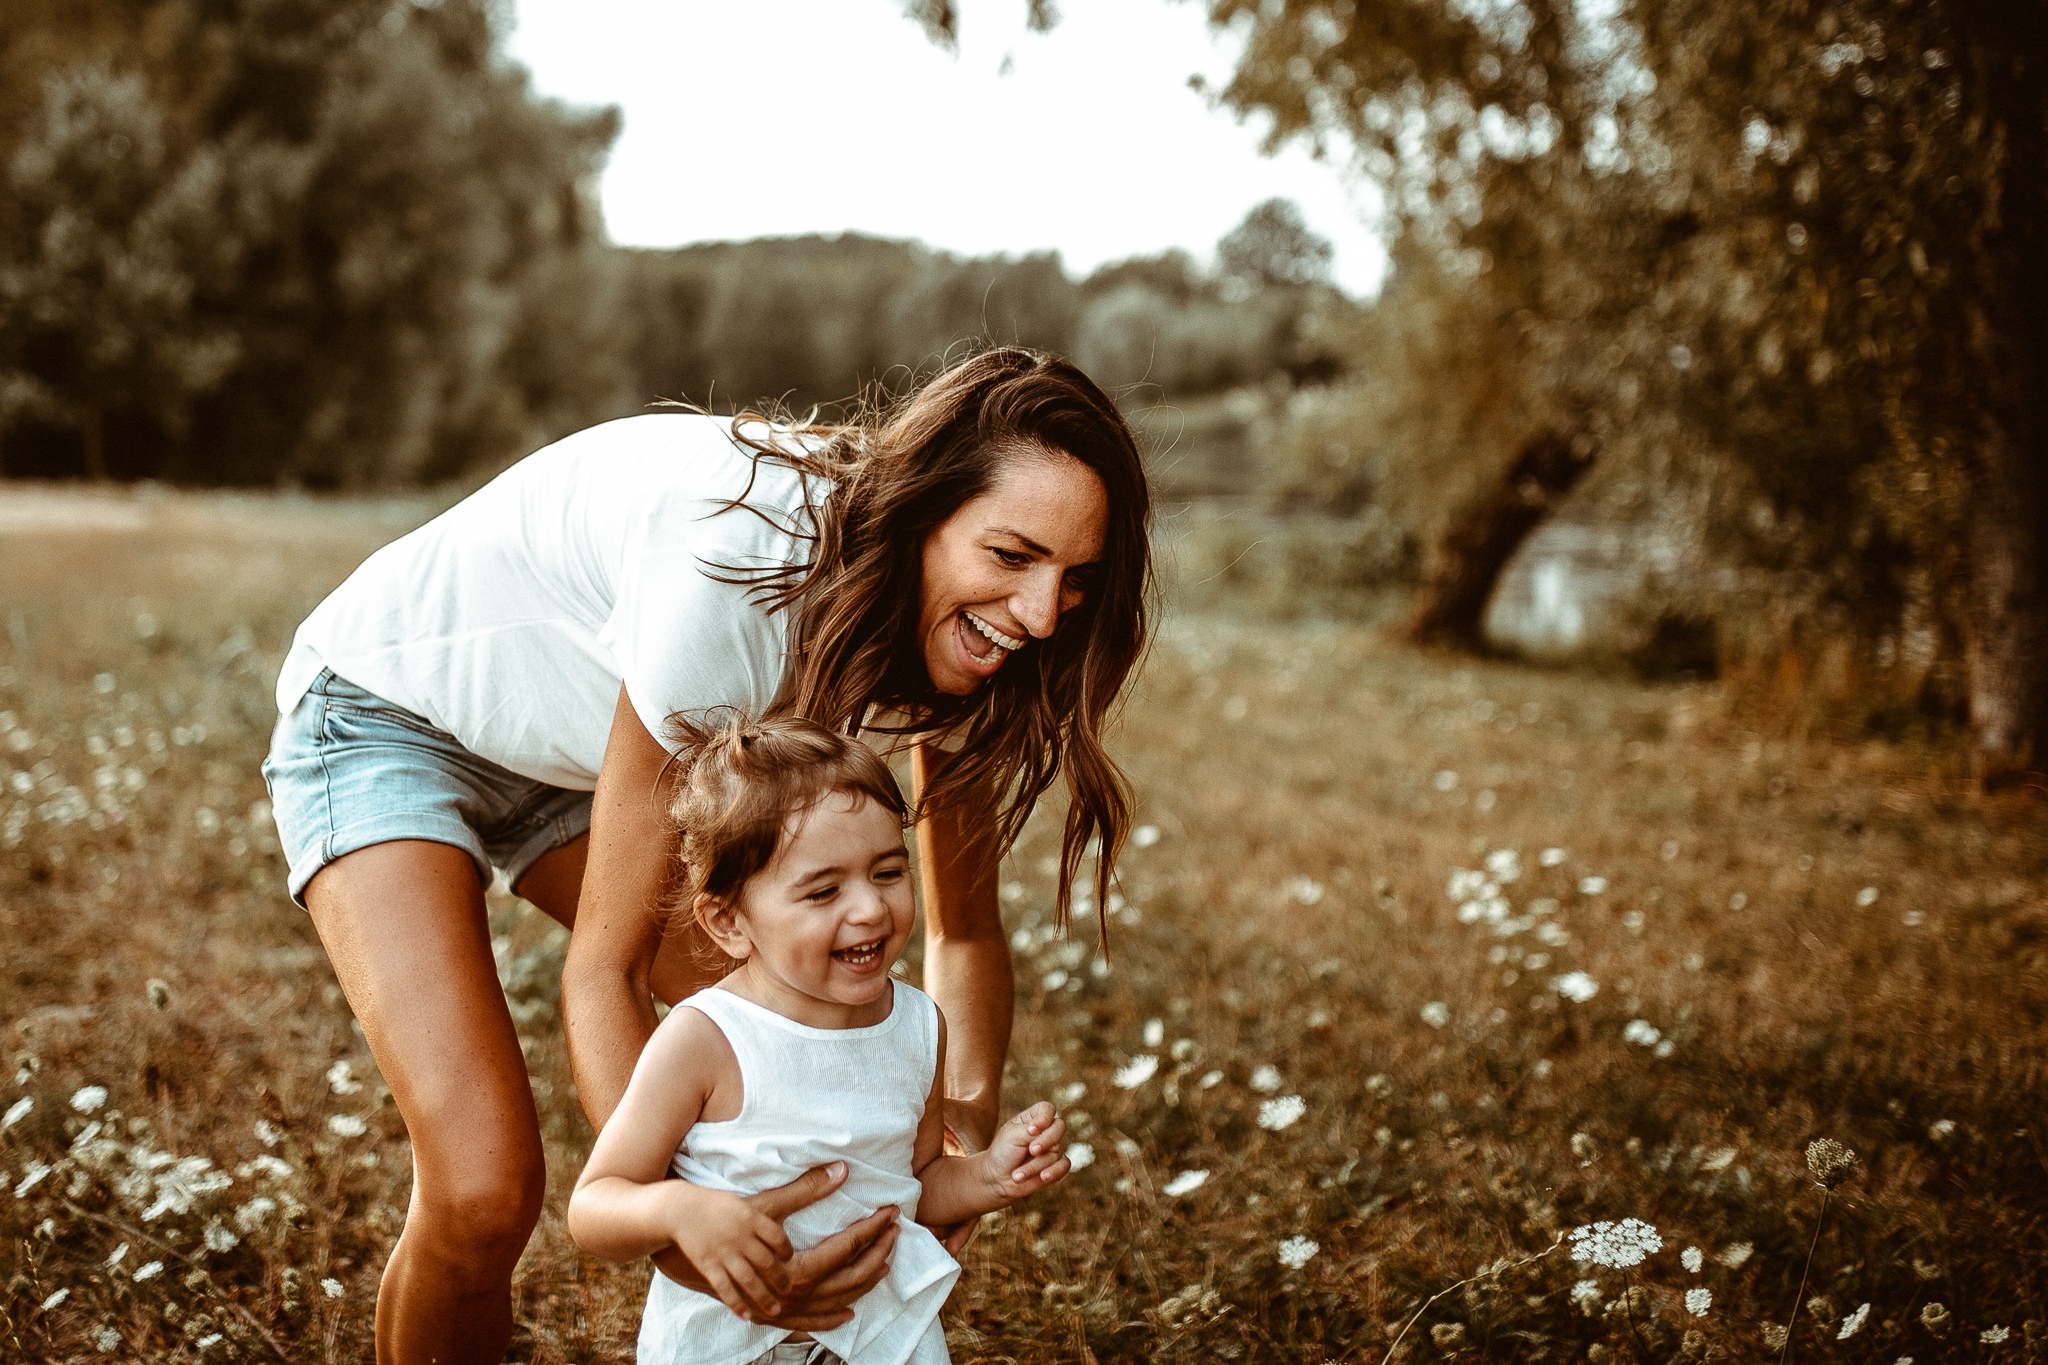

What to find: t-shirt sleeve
left=606, top=476, right=793, bottom=754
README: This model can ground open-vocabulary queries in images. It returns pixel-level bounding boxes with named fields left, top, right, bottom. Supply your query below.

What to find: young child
left=568, top=712, right=1070, bottom=1365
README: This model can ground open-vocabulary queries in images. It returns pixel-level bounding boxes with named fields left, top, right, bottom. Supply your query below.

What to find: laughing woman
left=261, top=349, right=1151, bottom=1364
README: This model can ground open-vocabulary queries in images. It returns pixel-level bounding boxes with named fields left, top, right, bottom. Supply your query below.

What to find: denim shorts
left=262, top=668, right=593, bottom=907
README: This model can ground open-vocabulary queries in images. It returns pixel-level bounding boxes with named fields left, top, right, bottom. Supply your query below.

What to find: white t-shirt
left=275, top=414, right=824, bottom=790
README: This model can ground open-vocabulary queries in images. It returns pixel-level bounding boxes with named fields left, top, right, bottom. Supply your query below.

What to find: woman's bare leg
left=307, top=840, right=545, bottom=1365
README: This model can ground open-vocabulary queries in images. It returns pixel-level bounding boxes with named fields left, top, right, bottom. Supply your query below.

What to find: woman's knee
left=411, top=1144, right=546, bottom=1269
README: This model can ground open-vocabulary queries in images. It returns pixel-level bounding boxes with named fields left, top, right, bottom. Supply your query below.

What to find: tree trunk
left=1957, top=0, right=2048, bottom=781
left=1402, top=426, right=1597, bottom=651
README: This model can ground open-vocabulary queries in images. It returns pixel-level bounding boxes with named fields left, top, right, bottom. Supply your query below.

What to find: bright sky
left=505, top=0, right=1387, bottom=296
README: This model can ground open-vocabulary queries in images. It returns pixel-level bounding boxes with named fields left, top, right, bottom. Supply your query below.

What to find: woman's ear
left=694, top=892, right=751, bottom=960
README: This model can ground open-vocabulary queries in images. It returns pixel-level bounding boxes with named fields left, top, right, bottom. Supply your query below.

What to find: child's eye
left=805, top=885, right=838, bottom=903
left=874, top=865, right=906, bottom=883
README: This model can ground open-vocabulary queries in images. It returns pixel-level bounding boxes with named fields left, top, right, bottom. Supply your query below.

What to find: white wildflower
left=196, top=1333, right=222, bottom=1348
left=1701, top=1147, right=1737, bottom=1171
left=1420, top=1001, right=1450, bottom=1028
left=95, top=1325, right=121, bottom=1351
left=1579, top=875, right=1608, bottom=895
left=40, top=1287, right=67, bottom=1310
left=1928, top=1118, right=1955, bottom=1141
left=1568, top=1218, right=1663, bottom=1269
left=254, top=1119, right=283, bottom=1147
left=1551, top=971, right=1600, bottom=1003
left=1447, top=868, right=1487, bottom=900
left=1249, top=1064, right=1283, bottom=1094
left=1112, top=1056, right=1159, bottom=1090
left=1198, top=1070, right=1224, bottom=1089
left=1131, top=824, right=1161, bottom=849
left=1681, top=1246, right=1703, bottom=1272
left=3, top=1096, right=30, bottom=1131
left=1484, top=848, right=1521, bottom=883
left=1257, top=1096, right=1307, bottom=1131
left=1041, top=969, right=1069, bottom=991
left=142, top=1155, right=232, bottom=1221
left=1719, top=1241, right=1753, bottom=1268
left=1622, top=1020, right=1662, bottom=1047
left=1161, top=1170, right=1209, bottom=1197
left=1539, top=847, right=1568, bottom=866
left=1054, top=1082, right=1086, bottom=1105
left=203, top=1217, right=239, bottom=1253
left=106, top=1242, right=128, bottom=1267
left=1289, top=876, right=1325, bottom=905
left=132, top=1260, right=164, bottom=1282
left=326, top=1114, right=368, bottom=1138
left=325, top=1061, right=363, bottom=1096
left=1433, top=769, right=1459, bottom=792
left=1685, top=1287, right=1712, bottom=1316
left=14, top=1161, right=51, bottom=1196
left=1113, top=1136, right=1141, bottom=1159
left=1838, top=1303, right=1871, bottom=1339
left=1856, top=886, right=1880, bottom=906
left=1064, top=1143, right=1095, bottom=1172
left=236, top=1154, right=293, bottom=1182
left=234, top=1195, right=278, bottom=1232
left=321, top=1277, right=345, bottom=1298
left=1981, top=1327, right=2010, bottom=1344
left=1142, top=1019, right=1164, bottom=1047
left=1277, top=1236, right=1319, bottom=1269
left=69, top=1086, right=108, bottom=1114
left=1569, top=1279, right=1602, bottom=1314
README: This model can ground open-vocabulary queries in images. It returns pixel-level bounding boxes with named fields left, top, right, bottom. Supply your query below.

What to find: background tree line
left=0, top=0, right=1350, bottom=487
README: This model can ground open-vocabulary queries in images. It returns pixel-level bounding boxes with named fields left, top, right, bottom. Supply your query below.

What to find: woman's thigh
left=307, top=839, right=542, bottom=1210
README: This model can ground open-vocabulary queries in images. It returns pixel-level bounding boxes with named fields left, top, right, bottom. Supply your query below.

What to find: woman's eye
left=991, top=548, right=1029, bottom=568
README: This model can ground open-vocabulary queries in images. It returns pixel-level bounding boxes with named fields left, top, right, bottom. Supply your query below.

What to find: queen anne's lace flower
left=1249, top=1064, right=1283, bottom=1093
left=1681, top=1246, right=1704, bottom=1272
left=1112, top=1056, right=1159, bottom=1090
left=1063, top=1143, right=1095, bottom=1172
left=1837, top=1303, right=1871, bottom=1339
left=1569, top=1218, right=1663, bottom=1268
left=69, top=1086, right=107, bottom=1113
left=1257, top=1096, right=1307, bottom=1131
left=1277, top=1236, right=1319, bottom=1269
left=1806, top=1138, right=1860, bottom=1187
left=1552, top=971, right=1600, bottom=1003
left=1161, top=1169, right=1208, bottom=1197
left=321, top=1278, right=345, bottom=1298
left=1685, top=1287, right=1712, bottom=1316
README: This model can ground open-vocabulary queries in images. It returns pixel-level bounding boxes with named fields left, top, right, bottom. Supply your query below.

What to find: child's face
left=721, top=791, right=915, bottom=1029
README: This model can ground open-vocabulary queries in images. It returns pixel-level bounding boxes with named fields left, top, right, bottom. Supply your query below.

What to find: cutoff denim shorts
left=261, top=667, right=593, bottom=907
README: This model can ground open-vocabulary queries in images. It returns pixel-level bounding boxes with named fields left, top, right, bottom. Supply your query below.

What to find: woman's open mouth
left=832, top=938, right=887, bottom=973
left=955, top=610, right=1023, bottom=674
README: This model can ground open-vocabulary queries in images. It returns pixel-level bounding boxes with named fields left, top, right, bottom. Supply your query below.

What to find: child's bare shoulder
left=643, top=996, right=744, bottom=1122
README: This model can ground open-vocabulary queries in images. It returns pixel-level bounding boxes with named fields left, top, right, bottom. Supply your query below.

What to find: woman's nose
left=1011, top=568, right=1063, bottom=639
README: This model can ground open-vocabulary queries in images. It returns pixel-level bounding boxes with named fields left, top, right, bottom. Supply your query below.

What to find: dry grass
left=2, top=486, right=2045, bottom=1362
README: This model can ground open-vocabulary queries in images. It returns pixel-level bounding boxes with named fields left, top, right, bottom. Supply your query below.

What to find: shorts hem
left=286, top=813, right=490, bottom=909
left=498, top=802, right=594, bottom=895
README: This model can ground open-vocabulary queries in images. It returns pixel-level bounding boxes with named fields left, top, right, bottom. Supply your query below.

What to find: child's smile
left=707, top=791, right=915, bottom=1030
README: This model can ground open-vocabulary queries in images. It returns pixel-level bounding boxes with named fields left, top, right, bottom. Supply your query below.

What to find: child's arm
left=914, top=1012, right=1070, bottom=1227
left=568, top=1006, right=805, bottom=1321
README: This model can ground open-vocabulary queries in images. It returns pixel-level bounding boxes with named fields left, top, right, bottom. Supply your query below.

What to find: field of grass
left=2, top=485, right=2045, bottom=1362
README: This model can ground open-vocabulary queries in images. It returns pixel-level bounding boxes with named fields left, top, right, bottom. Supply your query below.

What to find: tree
left=1194, top=0, right=2047, bottom=775
left=1217, top=197, right=1334, bottom=289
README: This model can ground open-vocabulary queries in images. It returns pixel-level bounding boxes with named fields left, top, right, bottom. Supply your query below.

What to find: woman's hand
left=650, top=1163, right=900, bottom=1331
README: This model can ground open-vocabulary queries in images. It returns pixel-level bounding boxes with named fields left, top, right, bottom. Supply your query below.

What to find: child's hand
left=668, top=1185, right=799, bottom=1322
left=976, top=1101, right=1070, bottom=1206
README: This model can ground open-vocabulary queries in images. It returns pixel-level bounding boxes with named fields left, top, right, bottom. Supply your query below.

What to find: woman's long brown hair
left=711, top=347, right=1152, bottom=932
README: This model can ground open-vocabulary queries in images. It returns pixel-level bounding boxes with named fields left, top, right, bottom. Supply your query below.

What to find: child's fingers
left=1010, top=1149, right=1069, bottom=1183
left=743, top=1236, right=795, bottom=1298
left=721, top=1260, right=785, bottom=1320
left=1024, top=1116, right=1067, bottom=1155
left=1013, top=1100, right=1057, bottom=1131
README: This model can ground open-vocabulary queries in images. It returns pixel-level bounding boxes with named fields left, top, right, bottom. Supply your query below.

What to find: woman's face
left=918, top=447, right=1110, bottom=696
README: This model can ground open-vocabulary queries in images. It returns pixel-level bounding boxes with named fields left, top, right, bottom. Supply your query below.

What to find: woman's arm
left=912, top=743, right=1015, bottom=1154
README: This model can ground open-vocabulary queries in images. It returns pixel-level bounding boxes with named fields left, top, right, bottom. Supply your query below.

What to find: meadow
left=1, top=486, right=2044, bottom=1362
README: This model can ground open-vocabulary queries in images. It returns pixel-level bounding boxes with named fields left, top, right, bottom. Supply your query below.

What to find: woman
left=262, top=349, right=1152, bottom=1364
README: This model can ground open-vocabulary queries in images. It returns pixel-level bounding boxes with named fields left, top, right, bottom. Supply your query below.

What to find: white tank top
left=637, top=982, right=958, bottom=1365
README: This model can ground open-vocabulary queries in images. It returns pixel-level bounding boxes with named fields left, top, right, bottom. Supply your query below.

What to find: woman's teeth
left=963, top=611, right=1024, bottom=652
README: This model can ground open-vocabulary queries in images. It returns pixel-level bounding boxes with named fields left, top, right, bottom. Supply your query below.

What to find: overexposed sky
left=506, top=0, right=1387, bottom=295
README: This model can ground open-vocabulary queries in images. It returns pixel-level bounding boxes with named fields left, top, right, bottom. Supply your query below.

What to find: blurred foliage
left=616, top=223, right=1357, bottom=417
left=1204, top=0, right=2047, bottom=762
left=0, top=0, right=628, bottom=486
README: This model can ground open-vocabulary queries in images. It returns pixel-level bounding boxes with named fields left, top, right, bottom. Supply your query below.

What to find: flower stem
left=1621, top=1267, right=1652, bottom=1362
left=1372, top=1232, right=1564, bottom=1360
left=1778, top=1186, right=1832, bottom=1365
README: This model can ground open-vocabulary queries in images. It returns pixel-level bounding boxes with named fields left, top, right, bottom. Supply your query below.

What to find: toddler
left=568, top=712, right=1070, bottom=1365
